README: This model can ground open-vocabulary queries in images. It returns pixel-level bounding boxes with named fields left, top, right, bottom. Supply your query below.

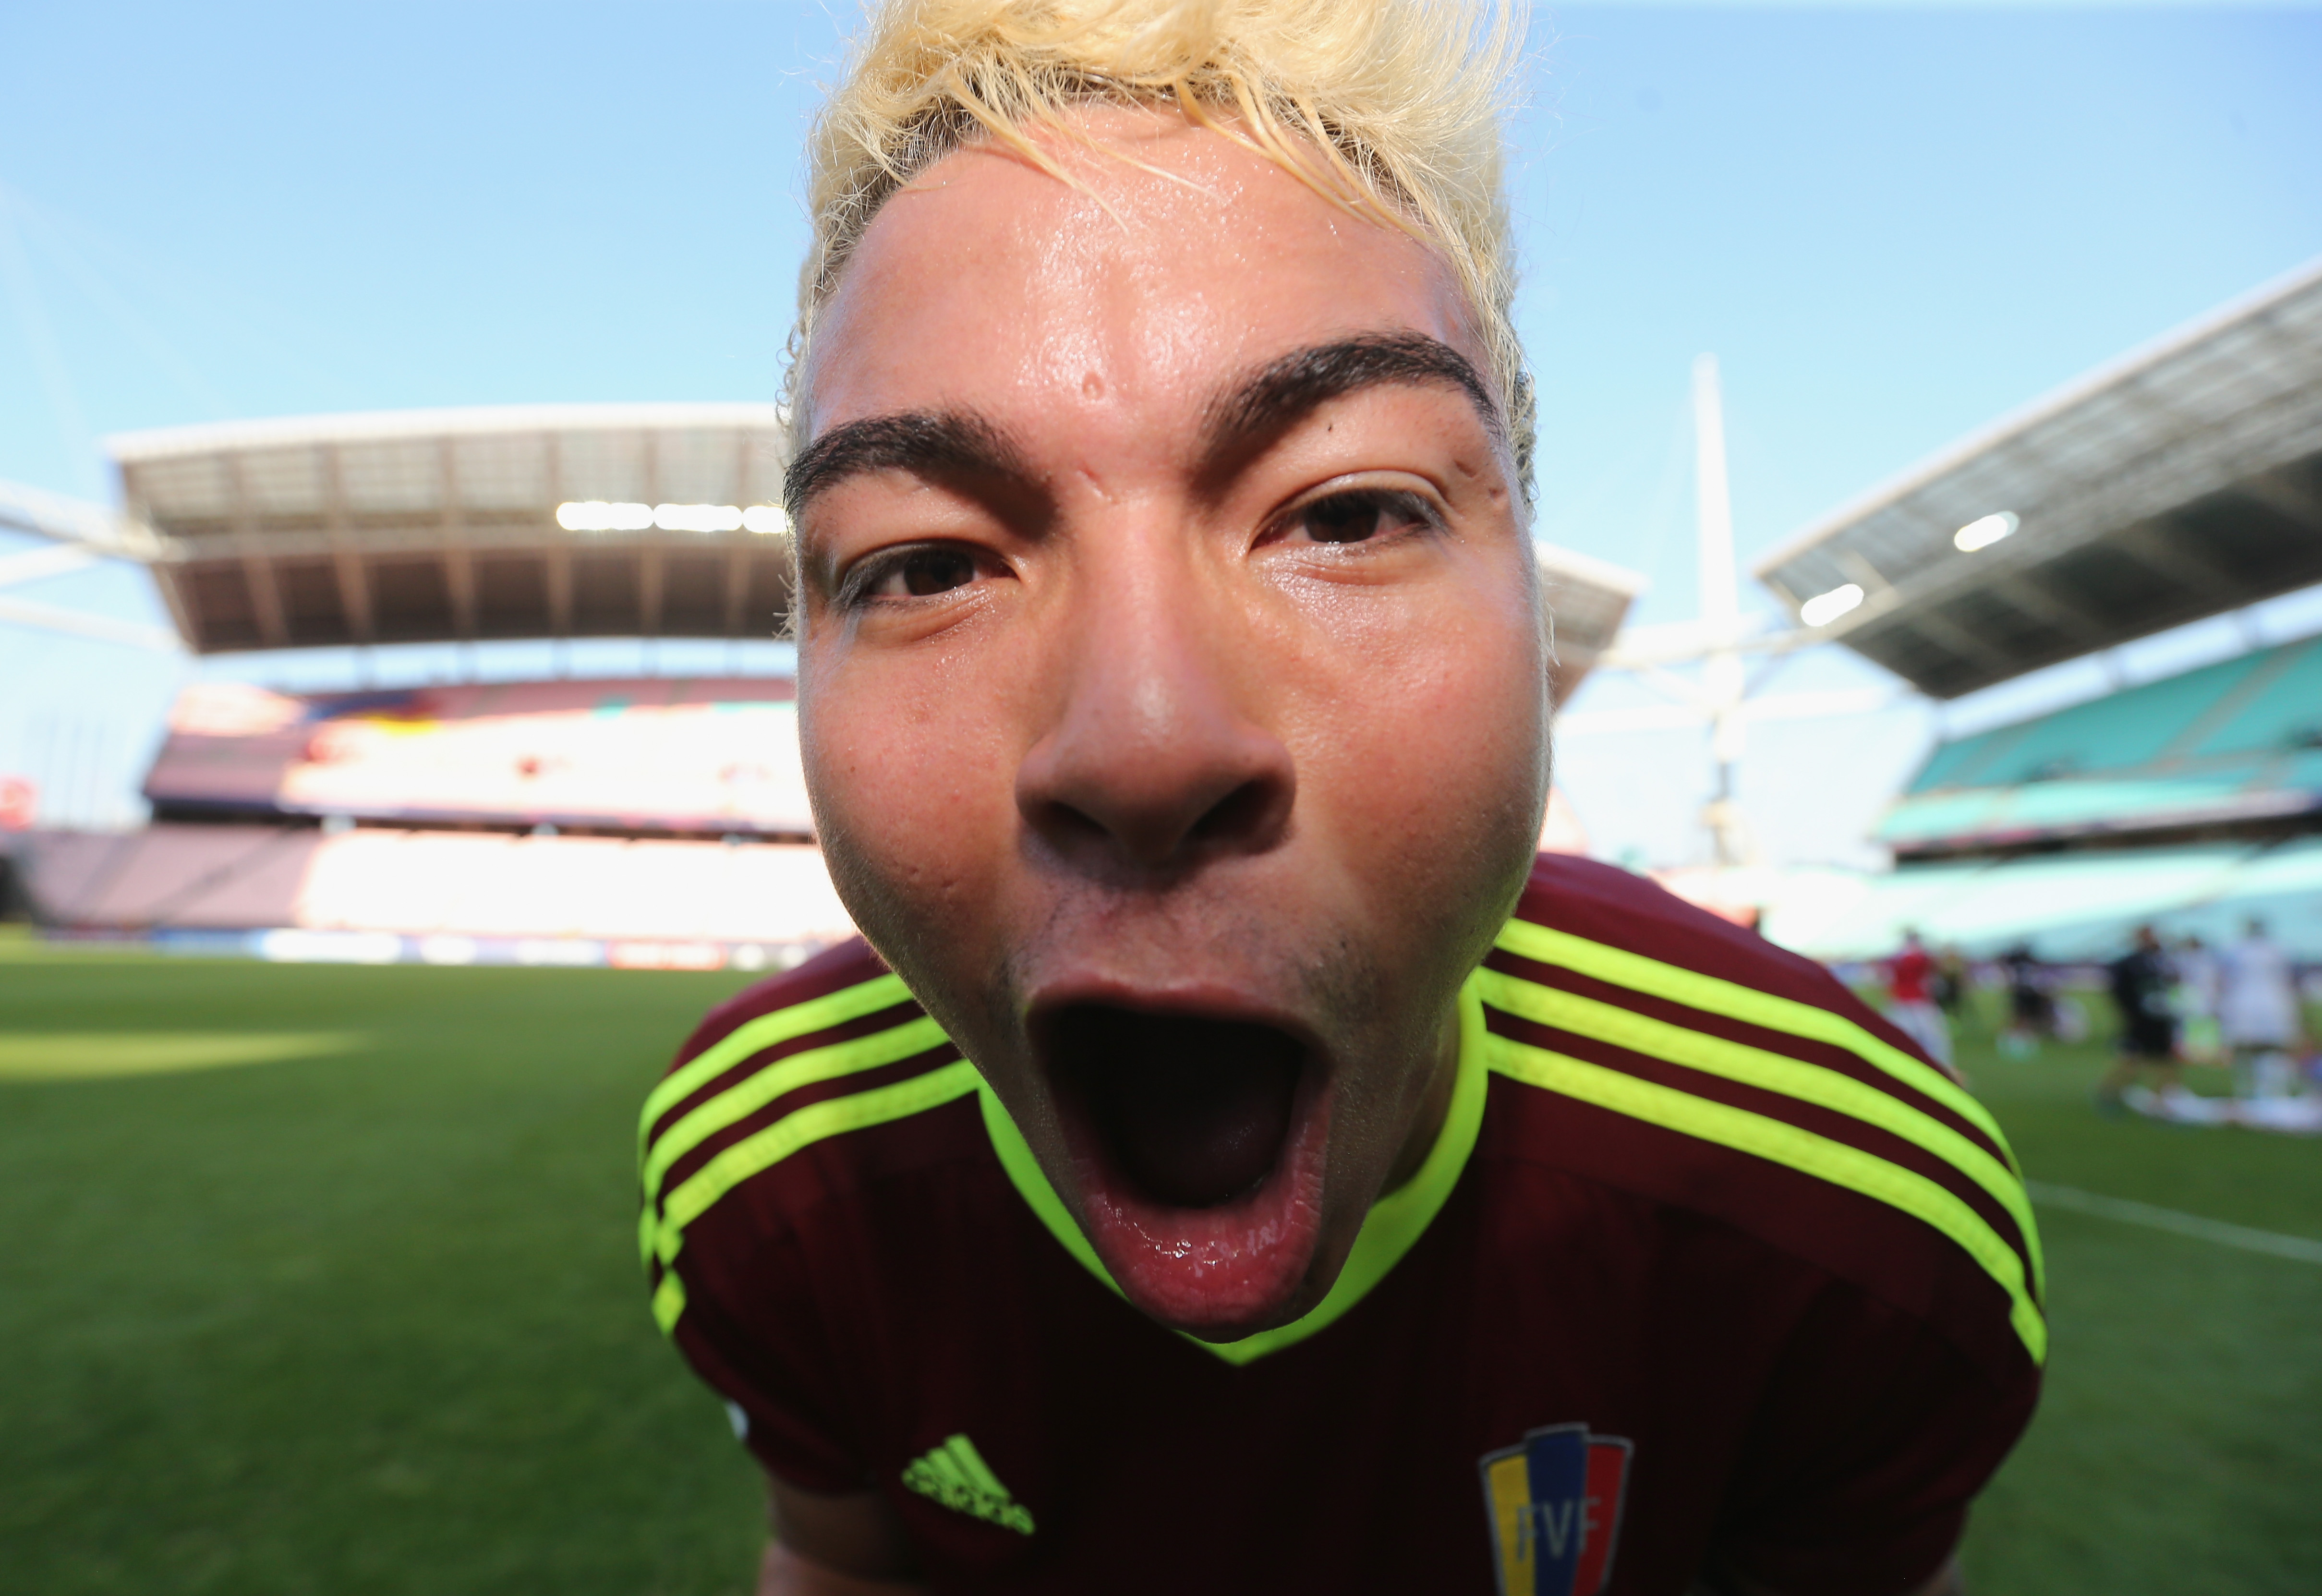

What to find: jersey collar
left=976, top=970, right=1490, bottom=1365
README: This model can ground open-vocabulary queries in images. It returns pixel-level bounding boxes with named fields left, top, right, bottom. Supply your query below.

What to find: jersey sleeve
left=639, top=943, right=904, bottom=1497
left=665, top=1220, right=872, bottom=1494
left=1711, top=1283, right=2040, bottom=1596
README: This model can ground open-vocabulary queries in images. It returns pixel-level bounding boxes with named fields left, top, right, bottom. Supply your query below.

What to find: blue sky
left=3, top=2, right=2320, bottom=861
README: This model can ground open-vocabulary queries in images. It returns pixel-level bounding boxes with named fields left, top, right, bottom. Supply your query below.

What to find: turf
left=1953, top=991, right=2322, bottom=1596
left=0, top=941, right=766, bottom=1596
left=1, top=942, right=2317, bottom=1593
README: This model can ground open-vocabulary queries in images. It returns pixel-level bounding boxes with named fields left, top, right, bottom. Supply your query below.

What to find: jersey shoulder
left=1476, top=853, right=2045, bottom=1380
left=637, top=937, right=987, bottom=1333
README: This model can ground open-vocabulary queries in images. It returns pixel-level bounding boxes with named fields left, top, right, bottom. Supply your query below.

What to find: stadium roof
left=95, top=403, right=1643, bottom=691
left=108, top=404, right=794, bottom=653
left=1754, top=256, right=2322, bottom=700
left=1534, top=541, right=1643, bottom=703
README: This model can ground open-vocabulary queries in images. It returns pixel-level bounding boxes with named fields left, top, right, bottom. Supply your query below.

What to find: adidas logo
left=900, top=1433, right=1036, bottom=1536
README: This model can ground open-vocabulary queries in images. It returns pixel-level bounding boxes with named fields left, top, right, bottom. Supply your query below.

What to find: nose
left=1015, top=548, right=1294, bottom=873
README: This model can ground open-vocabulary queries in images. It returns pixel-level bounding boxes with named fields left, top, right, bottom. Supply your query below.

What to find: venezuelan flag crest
left=1479, top=1423, right=1633, bottom=1596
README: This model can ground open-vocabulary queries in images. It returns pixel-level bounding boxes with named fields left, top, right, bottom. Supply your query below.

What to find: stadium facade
left=4, top=405, right=1639, bottom=967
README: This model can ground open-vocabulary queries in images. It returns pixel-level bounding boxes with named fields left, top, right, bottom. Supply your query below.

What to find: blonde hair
left=791, top=0, right=1534, bottom=495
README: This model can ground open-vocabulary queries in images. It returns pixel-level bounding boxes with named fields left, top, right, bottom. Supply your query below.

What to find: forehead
left=804, top=107, right=1484, bottom=447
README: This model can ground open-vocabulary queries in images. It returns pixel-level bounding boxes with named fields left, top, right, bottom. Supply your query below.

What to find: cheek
left=1292, top=597, right=1549, bottom=878
left=798, top=646, right=1024, bottom=953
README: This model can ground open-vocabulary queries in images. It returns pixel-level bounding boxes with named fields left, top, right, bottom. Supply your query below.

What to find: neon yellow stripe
left=652, top=1060, right=984, bottom=1271
left=1494, top=918, right=2022, bottom=1179
left=651, top=1270, right=687, bottom=1335
left=978, top=1084, right=1117, bottom=1292
left=1475, top=967, right=2044, bottom=1300
left=637, top=972, right=912, bottom=1163
left=639, top=1014, right=950, bottom=1215
left=1488, top=1032, right=2046, bottom=1364
left=979, top=974, right=1493, bottom=1365
left=946, top=1436, right=1009, bottom=1499
left=924, top=1449, right=976, bottom=1492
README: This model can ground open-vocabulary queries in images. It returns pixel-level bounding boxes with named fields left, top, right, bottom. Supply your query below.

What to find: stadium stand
left=1881, top=632, right=2322, bottom=858
left=144, top=677, right=813, bottom=837
left=10, top=406, right=1640, bottom=964
left=1771, top=837, right=2322, bottom=965
left=1766, top=633, right=2322, bottom=961
left=24, top=824, right=855, bottom=961
left=24, top=671, right=849, bottom=962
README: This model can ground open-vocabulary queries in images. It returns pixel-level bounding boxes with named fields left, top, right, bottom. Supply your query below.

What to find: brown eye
left=1302, top=495, right=1382, bottom=543
left=835, top=542, right=997, bottom=610
left=1289, top=489, right=1435, bottom=545
left=894, top=547, right=976, bottom=596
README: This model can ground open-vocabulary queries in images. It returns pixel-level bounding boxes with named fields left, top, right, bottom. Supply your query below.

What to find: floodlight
left=742, top=505, right=789, bottom=536
left=654, top=503, right=745, bottom=533
left=556, top=501, right=655, bottom=532
left=1953, top=511, right=2019, bottom=553
left=1800, top=582, right=1865, bottom=628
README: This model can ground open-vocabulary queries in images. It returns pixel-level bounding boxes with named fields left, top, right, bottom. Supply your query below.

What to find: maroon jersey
left=639, top=855, right=2042, bottom=1596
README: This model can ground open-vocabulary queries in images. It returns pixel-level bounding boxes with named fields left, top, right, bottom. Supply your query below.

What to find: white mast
left=1693, top=354, right=1749, bottom=867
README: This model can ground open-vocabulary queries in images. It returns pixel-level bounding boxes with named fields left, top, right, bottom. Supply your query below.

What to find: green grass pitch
left=2, top=937, right=2318, bottom=1593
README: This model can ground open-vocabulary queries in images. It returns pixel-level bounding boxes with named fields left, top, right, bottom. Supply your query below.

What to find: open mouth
left=1035, top=1002, right=1332, bottom=1334
left=1052, top=1007, right=1302, bottom=1208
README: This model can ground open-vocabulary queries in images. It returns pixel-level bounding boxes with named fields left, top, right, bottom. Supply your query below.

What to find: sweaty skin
left=772, top=106, right=1546, bottom=1583
left=796, top=106, right=1545, bottom=1337
left=761, top=105, right=1970, bottom=1596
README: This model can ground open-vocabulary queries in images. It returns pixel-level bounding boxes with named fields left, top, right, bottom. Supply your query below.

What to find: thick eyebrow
left=1202, top=332, right=1506, bottom=465
left=783, top=411, right=1029, bottom=521
left=783, top=333, right=1501, bottom=520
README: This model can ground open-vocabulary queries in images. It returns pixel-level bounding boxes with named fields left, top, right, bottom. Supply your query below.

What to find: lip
left=1026, top=978, right=1337, bottom=1338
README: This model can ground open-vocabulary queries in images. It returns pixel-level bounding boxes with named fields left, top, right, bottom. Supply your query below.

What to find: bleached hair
left=791, top=0, right=1534, bottom=496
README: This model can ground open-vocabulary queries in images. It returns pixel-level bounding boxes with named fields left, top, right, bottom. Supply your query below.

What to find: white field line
left=2027, top=1182, right=2322, bottom=1266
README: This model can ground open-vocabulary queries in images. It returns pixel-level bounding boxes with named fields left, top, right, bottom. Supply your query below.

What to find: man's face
left=792, top=108, right=1549, bottom=1339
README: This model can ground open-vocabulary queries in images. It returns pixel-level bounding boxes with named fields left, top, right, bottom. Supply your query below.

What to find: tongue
left=1059, top=1009, right=1302, bottom=1209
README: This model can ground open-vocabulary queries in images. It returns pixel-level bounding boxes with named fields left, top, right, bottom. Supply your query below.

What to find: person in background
left=1883, top=928, right=1954, bottom=1074
left=1932, top=944, right=1970, bottom=1026
left=2172, top=932, right=2223, bottom=1066
left=2097, top=925, right=2181, bottom=1112
left=1998, top=943, right=2050, bottom=1059
left=2218, top=917, right=2305, bottom=1099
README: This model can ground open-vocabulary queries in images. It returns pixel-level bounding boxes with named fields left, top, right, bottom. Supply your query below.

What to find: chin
left=1031, top=999, right=1345, bottom=1340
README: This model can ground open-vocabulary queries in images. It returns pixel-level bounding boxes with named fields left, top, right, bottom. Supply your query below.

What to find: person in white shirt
left=2173, top=934, right=2222, bottom=1064
left=2217, top=919, right=2305, bottom=1098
